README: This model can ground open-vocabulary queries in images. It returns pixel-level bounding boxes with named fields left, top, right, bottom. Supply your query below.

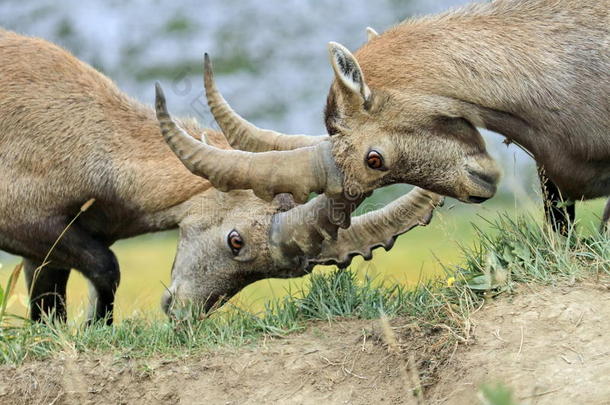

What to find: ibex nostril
left=467, top=169, right=497, bottom=187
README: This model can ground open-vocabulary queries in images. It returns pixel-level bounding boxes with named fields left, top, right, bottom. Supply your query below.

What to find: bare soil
left=1, top=282, right=608, bottom=405
left=429, top=282, right=610, bottom=405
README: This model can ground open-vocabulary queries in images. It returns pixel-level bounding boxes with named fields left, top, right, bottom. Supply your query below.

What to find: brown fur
left=325, top=0, right=609, bottom=202
left=0, top=30, right=217, bottom=240
left=0, top=29, right=286, bottom=322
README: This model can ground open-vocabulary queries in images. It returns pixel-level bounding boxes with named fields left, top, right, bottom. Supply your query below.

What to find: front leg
left=83, top=249, right=120, bottom=324
left=24, top=259, right=71, bottom=322
left=25, top=218, right=120, bottom=325
left=538, top=166, right=575, bottom=236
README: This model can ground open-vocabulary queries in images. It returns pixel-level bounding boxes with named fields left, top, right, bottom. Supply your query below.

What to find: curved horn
left=204, top=54, right=328, bottom=152
left=269, top=193, right=364, bottom=269
left=309, top=188, right=444, bottom=269
left=155, top=83, right=342, bottom=203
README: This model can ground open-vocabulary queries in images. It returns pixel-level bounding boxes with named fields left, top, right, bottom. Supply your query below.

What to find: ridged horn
left=204, top=53, right=328, bottom=152
left=155, top=83, right=342, bottom=204
left=269, top=193, right=365, bottom=269
left=309, top=188, right=444, bottom=269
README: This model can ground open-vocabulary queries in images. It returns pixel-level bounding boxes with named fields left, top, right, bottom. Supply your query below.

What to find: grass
left=460, top=214, right=610, bottom=285
left=0, top=270, right=437, bottom=364
left=479, top=382, right=518, bottom=405
left=0, top=205, right=608, bottom=366
left=0, top=263, right=22, bottom=326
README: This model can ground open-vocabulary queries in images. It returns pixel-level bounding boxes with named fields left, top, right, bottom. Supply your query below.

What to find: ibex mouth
left=465, top=168, right=498, bottom=202
left=467, top=195, right=490, bottom=204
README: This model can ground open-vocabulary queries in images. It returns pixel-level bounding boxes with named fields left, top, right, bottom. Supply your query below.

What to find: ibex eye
left=227, top=230, right=244, bottom=255
left=366, top=150, right=385, bottom=170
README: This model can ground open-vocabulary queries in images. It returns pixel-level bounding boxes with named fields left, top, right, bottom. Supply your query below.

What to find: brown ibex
left=0, top=29, right=441, bottom=323
left=202, top=0, right=609, bottom=231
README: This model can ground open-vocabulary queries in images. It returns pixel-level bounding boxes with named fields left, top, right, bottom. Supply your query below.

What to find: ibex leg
left=24, top=259, right=71, bottom=322
left=19, top=218, right=120, bottom=325
left=538, top=166, right=574, bottom=236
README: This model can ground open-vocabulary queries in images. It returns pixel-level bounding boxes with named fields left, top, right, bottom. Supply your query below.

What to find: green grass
left=456, top=212, right=609, bottom=286
left=1, top=197, right=605, bottom=321
left=0, top=269, right=440, bottom=364
left=479, top=382, right=518, bottom=405
left=0, top=208, right=608, bottom=366
left=0, top=263, right=22, bottom=326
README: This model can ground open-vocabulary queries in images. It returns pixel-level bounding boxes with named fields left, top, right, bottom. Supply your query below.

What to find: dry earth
left=1, top=282, right=608, bottom=405
left=430, top=282, right=610, bottom=405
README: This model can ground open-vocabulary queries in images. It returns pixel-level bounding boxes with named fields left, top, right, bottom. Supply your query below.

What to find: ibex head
left=160, top=189, right=294, bottom=318
left=324, top=41, right=501, bottom=203
left=155, top=84, right=443, bottom=318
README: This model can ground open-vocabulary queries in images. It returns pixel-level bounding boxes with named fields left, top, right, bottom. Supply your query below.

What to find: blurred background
left=0, top=0, right=605, bottom=320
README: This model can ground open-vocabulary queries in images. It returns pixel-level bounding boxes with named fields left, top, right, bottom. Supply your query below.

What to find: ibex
left=196, top=0, right=609, bottom=231
left=0, top=29, right=441, bottom=323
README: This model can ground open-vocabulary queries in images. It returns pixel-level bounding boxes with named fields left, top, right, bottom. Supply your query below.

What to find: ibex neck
left=96, top=102, right=217, bottom=237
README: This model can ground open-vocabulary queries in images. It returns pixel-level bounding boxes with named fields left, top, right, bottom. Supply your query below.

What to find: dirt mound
left=0, top=318, right=449, bottom=405
left=1, top=282, right=608, bottom=405
left=429, top=282, right=610, bottom=404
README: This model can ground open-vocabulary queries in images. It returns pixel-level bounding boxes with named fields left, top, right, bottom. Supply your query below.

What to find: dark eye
left=227, top=230, right=244, bottom=255
left=366, top=150, right=385, bottom=170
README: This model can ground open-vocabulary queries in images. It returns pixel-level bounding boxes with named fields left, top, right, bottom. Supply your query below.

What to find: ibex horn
left=155, top=83, right=342, bottom=204
left=366, top=27, right=379, bottom=41
left=204, top=53, right=328, bottom=152
left=309, top=188, right=444, bottom=268
left=269, top=192, right=364, bottom=268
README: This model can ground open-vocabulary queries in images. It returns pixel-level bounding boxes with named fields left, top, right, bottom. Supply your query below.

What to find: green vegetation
left=134, top=59, right=202, bottom=83
left=0, top=210, right=607, bottom=366
left=0, top=269, right=439, bottom=364
left=459, top=213, right=609, bottom=286
left=479, top=382, right=518, bottom=405
left=0, top=263, right=22, bottom=326
left=55, top=18, right=74, bottom=40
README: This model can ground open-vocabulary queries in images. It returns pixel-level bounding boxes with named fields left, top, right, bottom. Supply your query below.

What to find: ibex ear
left=366, top=27, right=379, bottom=41
left=328, top=42, right=371, bottom=105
